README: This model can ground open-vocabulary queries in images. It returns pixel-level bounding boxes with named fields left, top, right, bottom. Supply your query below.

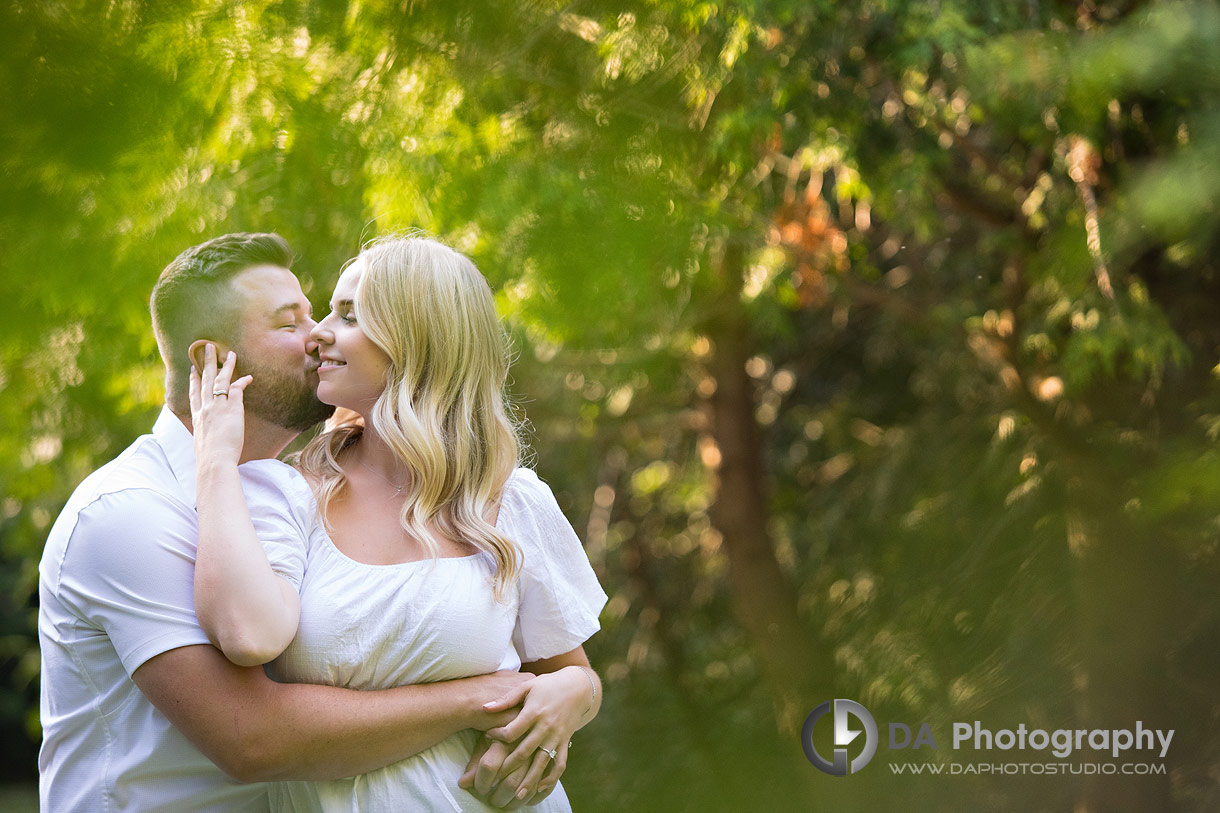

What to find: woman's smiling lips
left=318, top=358, right=346, bottom=373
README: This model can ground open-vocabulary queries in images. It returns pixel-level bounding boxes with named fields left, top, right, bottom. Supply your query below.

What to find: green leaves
left=6, top=1, right=1220, bottom=805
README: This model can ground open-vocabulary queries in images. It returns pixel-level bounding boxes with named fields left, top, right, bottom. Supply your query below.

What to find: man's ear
left=187, top=339, right=231, bottom=373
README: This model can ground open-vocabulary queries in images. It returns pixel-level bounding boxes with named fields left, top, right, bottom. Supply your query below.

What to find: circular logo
left=801, top=699, right=879, bottom=775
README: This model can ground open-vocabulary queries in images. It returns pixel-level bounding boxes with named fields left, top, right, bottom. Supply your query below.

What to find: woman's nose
left=310, top=319, right=333, bottom=346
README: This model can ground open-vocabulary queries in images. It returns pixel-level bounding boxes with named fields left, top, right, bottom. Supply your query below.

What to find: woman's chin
left=316, top=389, right=350, bottom=413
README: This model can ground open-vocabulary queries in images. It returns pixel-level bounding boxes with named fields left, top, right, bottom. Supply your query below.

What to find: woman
left=189, top=235, right=606, bottom=810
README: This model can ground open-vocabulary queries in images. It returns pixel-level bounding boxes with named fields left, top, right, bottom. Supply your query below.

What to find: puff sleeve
left=505, top=468, right=608, bottom=662
left=237, top=459, right=315, bottom=591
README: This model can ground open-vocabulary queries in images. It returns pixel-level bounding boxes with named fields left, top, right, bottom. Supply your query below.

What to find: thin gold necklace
left=358, top=461, right=406, bottom=494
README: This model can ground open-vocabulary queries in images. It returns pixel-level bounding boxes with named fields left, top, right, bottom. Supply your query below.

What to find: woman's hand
left=189, top=342, right=299, bottom=667
left=474, top=665, right=596, bottom=800
left=188, top=343, right=252, bottom=466
left=458, top=735, right=561, bottom=809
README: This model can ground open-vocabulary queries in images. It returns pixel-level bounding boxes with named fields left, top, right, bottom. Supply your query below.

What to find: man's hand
left=459, top=735, right=561, bottom=809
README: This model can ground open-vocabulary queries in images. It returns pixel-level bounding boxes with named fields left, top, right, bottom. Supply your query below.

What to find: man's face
left=226, top=264, right=335, bottom=432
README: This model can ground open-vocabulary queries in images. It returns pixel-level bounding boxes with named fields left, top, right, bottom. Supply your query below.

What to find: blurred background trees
left=4, top=0, right=1220, bottom=809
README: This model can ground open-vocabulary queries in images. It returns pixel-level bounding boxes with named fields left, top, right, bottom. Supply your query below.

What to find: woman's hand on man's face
left=189, top=343, right=252, bottom=465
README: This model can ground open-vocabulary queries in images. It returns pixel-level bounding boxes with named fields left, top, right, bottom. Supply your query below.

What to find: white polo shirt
left=38, top=407, right=269, bottom=812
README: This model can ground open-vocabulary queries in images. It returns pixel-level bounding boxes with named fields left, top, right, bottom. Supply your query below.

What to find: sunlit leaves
left=5, top=0, right=1220, bottom=806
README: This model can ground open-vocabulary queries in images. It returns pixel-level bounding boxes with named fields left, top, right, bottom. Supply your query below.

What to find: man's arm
left=132, top=644, right=529, bottom=783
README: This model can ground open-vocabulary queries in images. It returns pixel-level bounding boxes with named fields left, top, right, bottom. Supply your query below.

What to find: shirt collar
left=152, top=406, right=198, bottom=507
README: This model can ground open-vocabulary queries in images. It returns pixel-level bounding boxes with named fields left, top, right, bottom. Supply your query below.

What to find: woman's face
left=311, top=258, right=391, bottom=413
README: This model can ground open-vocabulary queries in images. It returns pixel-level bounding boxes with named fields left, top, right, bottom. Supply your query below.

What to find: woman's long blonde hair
left=298, top=234, right=523, bottom=598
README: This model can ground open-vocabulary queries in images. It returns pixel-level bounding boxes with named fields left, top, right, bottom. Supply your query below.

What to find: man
left=38, top=233, right=537, bottom=811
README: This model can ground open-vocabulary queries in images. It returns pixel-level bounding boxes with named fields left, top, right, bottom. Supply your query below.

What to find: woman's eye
left=341, top=313, right=357, bottom=325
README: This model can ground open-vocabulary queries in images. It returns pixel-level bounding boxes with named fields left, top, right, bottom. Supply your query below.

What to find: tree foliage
left=4, top=0, right=1220, bottom=808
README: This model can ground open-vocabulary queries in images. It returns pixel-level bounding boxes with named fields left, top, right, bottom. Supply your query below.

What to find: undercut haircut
left=150, top=232, right=294, bottom=413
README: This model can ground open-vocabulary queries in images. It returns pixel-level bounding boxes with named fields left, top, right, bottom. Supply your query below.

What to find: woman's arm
left=190, top=344, right=301, bottom=666
left=458, top=646, right=602, bottom=806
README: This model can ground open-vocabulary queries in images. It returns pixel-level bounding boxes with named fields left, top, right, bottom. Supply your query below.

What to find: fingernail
left=227, top=351, right=235, bottom=361
left=483, top=701, right=495, bottom=708
left=517, top=787, right=528, bottom=800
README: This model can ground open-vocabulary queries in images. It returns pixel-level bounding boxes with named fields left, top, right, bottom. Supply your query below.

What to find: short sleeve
left=505, top=468, right=608, bottom=662
left=57, top=490, right=211, bottom=676
left=238, top=459, right=315, bottom=591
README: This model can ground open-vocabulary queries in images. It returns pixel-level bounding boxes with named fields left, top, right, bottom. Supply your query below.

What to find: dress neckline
left=317, top=533, right=489, bottom=570
left=301, top=469, right=513, bottom=569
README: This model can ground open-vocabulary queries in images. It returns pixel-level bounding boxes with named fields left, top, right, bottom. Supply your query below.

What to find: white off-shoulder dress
left=239, top=462, right=608, bottom=813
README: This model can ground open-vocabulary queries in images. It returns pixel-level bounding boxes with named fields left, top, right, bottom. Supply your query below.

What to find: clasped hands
left=461, top=667, right=591, bottom=809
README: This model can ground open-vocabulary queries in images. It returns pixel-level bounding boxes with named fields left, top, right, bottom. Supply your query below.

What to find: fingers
left=199, top=343, right=218, bottom=399
left=500, top=791, right=530, bottom=811
left=510, top=749, right=554, bottom=804
left=485, top=723, right=512, bottom=742
left=466, top=736, right=566, bottom=809
left=489, top=765, right=529, bottom=808
left=228, top=375, right=253, bottom=404
left=493, top=740, right=536, bottom=781
left=493, top=721, right=554, bottom=778
left=512, top=744, right=566, bottom=807
left=472, top=739, right=512, bottom=796
left=525, top=782, right=557, bottom=807
left=189, top=365, right=201, bottom=416
left=486, top=704, right=538, bottom=743
left=483, top=681, right=531, bottom=713
left=191, top=345, right=251, bottom=464
left=193, top=346, right=251, bottom=414
left=196, top=345, right=243, bottom=402
left=211, top=348, right=237, bottom=396
left=481, top=708, right=519, bottom=731
left=458, top=736, right=492, bottom=790
left=531, top=739, right=568, bottom=801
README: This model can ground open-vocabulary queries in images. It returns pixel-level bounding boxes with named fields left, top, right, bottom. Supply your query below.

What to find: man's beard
left=238, top=358, right=335, bottom=432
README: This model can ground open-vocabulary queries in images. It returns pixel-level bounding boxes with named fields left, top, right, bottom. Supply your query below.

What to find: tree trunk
left=702, top=244, right=835, bottom=732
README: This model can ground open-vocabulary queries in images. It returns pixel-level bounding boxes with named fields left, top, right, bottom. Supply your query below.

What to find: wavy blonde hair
left=298, top=234, right=523, bottom=598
